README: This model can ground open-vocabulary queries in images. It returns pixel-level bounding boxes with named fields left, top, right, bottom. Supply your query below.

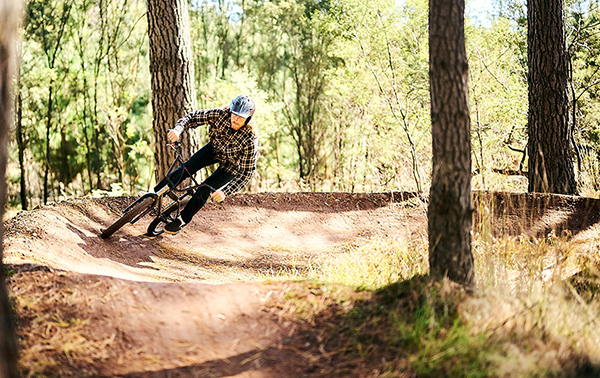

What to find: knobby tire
left=147, top=202, right=179, bottom=236
left=101, top=197, right=155, bottom=239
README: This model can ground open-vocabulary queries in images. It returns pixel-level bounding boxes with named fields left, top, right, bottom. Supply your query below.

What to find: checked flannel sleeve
left=173, top=108, right=227, bottom=133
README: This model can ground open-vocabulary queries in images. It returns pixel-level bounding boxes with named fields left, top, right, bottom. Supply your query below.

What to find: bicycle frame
left=123, top=142, right=215, bottom=226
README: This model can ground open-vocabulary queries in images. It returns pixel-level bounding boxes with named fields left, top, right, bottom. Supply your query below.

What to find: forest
left=10, top=0, right=600, bottom=211
left=2, top=0, right=600, bottom=376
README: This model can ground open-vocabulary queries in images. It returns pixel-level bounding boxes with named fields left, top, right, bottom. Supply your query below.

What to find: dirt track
left=5, top=192, right=427, bottom=283
left=4, top=191, right=600, bottom=377
left=4, top=192, right=429, bottom=377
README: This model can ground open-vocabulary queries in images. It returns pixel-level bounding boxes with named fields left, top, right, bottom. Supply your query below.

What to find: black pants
left=154, top=142, right=234, bottom=224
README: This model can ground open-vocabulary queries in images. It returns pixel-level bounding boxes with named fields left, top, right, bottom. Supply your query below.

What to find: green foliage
left=90, top=182, right=125, bottom=198
left=11, top=0, right=600, bottom=208
left=13, top=0, right=152, bottom=207
left=467, top=15, right=529, bottom=192
left=331, top=0, right=431, bottom=192
left=567, top=2, right=600, bottom=193
left=375, top=278, right=490, bottom=377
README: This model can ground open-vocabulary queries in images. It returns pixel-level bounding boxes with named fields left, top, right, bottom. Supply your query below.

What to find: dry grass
left=307, top=235, right=429, bottom=289
left=257, top=225, right=600, bottom=376
left=7, top=268, right=176, bottom=378
left=7, top=269, right=110, bottom=377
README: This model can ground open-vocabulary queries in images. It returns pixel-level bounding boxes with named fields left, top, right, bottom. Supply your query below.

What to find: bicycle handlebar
left=168, top=141, right=182, bottom=153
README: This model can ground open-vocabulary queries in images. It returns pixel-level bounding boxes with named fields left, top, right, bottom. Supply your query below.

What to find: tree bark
left=428, top=0, right=474, bottom=286
left=0, top=1, right=22, bottom=375
left=16, top=56, right=27, bottom=210
left=146, top=0, right=198, bottom=182
left=527, top=0, right=577, bottom=194
left=43, top=78, right=54, bottom=204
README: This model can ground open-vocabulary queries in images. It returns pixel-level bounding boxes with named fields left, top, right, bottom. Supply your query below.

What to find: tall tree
left=15, top=40, right=28, bottom=210
left=527, top=0, right=577, bottom=194
left=0, top=0, right=22, bottom=375
left=146, top=0, right=197, bottom=181
left=427, top=0, right=474, bottom=286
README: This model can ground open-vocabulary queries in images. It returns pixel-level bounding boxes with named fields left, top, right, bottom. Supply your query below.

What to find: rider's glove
left=210, top=190, right=226, bottom=203
left=167, top=125, right=184, bottom=142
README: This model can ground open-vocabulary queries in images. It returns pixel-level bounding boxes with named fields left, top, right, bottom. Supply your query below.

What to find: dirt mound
left=4, top=192, right=428, bottom=283
left=4, top=191, right=600, bottom=377
left=475, top=191, right=600, bottom=239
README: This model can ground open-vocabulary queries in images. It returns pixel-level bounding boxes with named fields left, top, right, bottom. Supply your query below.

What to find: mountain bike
left=100, top=142, right=215, bottom=239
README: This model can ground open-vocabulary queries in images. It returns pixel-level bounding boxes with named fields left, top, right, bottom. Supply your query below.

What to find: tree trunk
left=16, top=68, right=27, bottom=210
left=60, top=126, right=69, bottom=185
left=527, top=0, right=577, bottom=194
left=43, top=79, right=54, bottom=204
left=81, top=67, right=94, bottom=193
left=427, top=0, right=474, bottom=286
left=92, top=71, right=102, bottom=189
left=0, top=1, right=23, bottom=375
left=146, top=0, right=198, bottom=182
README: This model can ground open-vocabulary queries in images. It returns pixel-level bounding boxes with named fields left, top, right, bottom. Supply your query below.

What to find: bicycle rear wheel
left=101, top=196, right=155, bottom=239
left=146, top=202, right=179, bottom=236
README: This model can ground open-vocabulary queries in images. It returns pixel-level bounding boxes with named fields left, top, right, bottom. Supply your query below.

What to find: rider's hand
left=211, top=190, right=226, bottom=203
left=167, top=129, right=180, bottom=143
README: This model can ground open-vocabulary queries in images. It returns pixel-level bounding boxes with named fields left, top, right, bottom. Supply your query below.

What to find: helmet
left=230, top=95, right=255, bottom=118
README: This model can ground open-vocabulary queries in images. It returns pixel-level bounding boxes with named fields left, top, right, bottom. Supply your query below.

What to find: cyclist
left=155, top=95, right=259, bottom=235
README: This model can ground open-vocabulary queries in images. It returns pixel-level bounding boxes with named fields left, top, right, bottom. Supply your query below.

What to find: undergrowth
left=271, top=227, right=600, bottom=376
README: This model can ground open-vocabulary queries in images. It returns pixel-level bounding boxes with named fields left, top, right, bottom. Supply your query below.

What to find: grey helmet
left=230, top=95, right=255, bottom=119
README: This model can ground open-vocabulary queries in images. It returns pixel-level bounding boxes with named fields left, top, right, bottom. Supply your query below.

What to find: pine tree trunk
left=16, top=77, right=27, bottom=210
left=527, top=0, right=577, bottom=194
left=427, top=0, right=474, bottom=286
left=43, top=79, right=54, bottom=204
left=146, top=0, right=198, bottom=182
left=0, top=1, right=23, bottom=375
left=14, top=39, right=27, bottom=210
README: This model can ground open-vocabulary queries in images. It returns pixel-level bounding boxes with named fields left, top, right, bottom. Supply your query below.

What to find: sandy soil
left=4, top=191, right=600, bottom=377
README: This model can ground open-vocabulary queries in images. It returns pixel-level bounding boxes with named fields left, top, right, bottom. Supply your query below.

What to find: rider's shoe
left=164, top=217, right=186, bottom=235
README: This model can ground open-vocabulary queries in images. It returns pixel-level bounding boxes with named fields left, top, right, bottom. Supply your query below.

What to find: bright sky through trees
left=467, top=0, right=495, bottom=25
left=396, top=0, right=496, bottom=25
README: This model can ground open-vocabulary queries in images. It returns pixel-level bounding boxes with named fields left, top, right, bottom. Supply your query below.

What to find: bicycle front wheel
left=101, top=196, right=155, bottom=239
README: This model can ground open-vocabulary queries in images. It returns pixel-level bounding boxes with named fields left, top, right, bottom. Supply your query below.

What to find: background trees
left=8, top=0, right=600, bottom=210
left=24, top=0, right=73, bottom=204
left=15, top=0, right=152, bottom=206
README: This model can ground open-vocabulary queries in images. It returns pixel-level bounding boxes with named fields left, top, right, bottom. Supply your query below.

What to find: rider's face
left=231, top=114, right=247, bottom=130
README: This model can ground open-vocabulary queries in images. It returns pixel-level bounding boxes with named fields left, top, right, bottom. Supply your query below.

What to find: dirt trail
left=5, top=192, right=426, bottom=283
left=4, top=192, right=427, bottom=376
left=4, top=191, right=600, bottom=377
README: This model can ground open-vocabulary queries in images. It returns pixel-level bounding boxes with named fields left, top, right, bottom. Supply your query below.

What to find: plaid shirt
left=175, top=107, right=259, bottom=195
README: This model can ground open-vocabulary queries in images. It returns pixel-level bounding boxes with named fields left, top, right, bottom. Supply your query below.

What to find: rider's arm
left=170, top=108, right=226, bottom=140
